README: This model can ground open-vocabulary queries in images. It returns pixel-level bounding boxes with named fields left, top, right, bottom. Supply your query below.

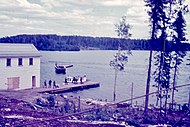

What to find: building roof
left=0, top=43, right=41, bottom=57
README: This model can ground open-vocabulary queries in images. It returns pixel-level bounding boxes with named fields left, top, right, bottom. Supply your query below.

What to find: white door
left=7, top=77, right=20, bottom=90
left=32, top=76, right=36, bottom=88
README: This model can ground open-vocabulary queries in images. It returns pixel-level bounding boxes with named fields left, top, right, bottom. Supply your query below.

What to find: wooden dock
left=39, top=81, right=100, bottom=94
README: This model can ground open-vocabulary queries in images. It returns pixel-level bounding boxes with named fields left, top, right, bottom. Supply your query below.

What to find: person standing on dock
left=48, top=80, right=52, bottom=88
left=72, top=77, right=77, bottom=84
left=83, top=75, right=87, bottom=82
left=65, top=78, right=68, bottom=85
left=53, top=81, right=56, bottom=88
left=80, top=77, right=83, bottom=84
left=44, top=80, right=47, bottom=88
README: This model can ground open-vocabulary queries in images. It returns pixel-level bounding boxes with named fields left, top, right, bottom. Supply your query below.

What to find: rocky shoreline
left=0, top=89, right=189, bottom=127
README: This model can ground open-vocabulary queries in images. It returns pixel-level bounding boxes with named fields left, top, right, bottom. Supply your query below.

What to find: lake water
left=40, top=50, right=190, bottom=105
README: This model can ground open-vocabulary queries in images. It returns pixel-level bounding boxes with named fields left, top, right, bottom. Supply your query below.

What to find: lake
left=40, top=50, right=190, bottom=105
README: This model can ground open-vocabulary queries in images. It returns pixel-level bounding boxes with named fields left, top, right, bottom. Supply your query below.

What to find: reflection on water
left=40, top=50, right=190, bottom=105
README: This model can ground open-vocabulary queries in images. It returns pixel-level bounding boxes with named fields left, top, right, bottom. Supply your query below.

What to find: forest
left=0, top=34, right=189, bottom=51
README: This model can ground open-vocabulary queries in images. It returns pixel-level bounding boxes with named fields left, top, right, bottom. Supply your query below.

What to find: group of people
left=64, top=76, right=80, bottom=85
left=64, top=75, right=87, bottom=85
left=43, top=75, right=87, bottom=87
left=43, top=80, right=59, bottom=88
left=72, top=76, right=82, bottom=84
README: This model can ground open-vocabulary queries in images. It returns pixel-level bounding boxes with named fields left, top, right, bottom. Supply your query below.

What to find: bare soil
left=0, top=88, right=190, bottom=127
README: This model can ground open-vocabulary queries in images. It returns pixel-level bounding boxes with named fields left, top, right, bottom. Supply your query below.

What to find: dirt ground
left=0, top=88, right=43, bottom=103
left=0, top=88, right=190, bottom=127
left=0, top=88, right=126, bottom=127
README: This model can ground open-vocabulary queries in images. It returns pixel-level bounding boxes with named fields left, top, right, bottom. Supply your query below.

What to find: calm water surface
left=40, top=50, right=190, bottom=105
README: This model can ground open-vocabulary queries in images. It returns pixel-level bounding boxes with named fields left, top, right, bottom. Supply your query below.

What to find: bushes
left=35, top=96, right=55, bottom=107
left=47, top=96, right=55, bottom=107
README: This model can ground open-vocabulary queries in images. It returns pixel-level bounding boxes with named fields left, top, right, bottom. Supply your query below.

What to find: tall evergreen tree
left=153, top=1, right=172, bottom=113
left=144, top=0, right=167, bottom=112
left=170, top=0, right=188, bottom=109
left=145, top=0, right=189, bottom=115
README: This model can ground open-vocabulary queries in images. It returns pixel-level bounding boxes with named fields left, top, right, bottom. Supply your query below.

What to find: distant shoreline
left=1, top=34, right=190, bottom=51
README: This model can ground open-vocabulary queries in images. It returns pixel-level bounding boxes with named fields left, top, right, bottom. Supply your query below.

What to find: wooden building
left=0, top=43, right=41, bottom=90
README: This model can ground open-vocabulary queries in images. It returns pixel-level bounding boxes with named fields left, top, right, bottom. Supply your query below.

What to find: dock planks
left=39, top=81, right=100, bottom=94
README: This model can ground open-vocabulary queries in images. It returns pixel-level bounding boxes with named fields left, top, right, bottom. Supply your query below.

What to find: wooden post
left=144, top=50, right=153, bottom=113
left=73, top=102, right=76, bottom=113
left=131, top=82, right=134, bottom=106
left=188, top=88, right=190, bottom=109
left=113, top=70, right=117, bottom=101
left=65, top=99, right=68, bottom=113
left=78, top=96, right=80, bottom=112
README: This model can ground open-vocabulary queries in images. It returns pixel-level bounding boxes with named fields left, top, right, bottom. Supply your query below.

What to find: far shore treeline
left=0, top=34, right=190, bottom=51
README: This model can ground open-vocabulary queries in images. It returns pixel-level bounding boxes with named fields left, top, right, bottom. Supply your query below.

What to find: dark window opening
left=6, top=58, right=11, bottom=66
left=29, top=58, right=33, bottom=65
left=18, top=58, right=23, bottom=66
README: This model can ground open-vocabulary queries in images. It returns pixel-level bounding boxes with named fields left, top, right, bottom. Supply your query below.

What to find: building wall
left=0, top=57, right=40, bottom=90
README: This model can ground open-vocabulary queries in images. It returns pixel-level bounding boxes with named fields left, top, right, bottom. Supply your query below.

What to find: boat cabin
left=55, top=64, right=73, bottom=74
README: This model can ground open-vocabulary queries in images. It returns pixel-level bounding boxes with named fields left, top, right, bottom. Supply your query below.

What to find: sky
left=0, top=0, right=190, bottom=39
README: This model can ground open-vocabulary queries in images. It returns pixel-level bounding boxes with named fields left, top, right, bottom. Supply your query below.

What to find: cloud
left=185, top=0, right=190, bottom=6
left=3, top=0, right=185, bottom=39
left=0, top=0, right=149, bottom=38
left=0, top=15, right=10, bottom=20
left=0, top=0, right=62, bottom=24
left=100, top=0, right=135, bottom=6
left=41, top=0, right=143, bottom=8
left=40, top=0, right=61, bottom=7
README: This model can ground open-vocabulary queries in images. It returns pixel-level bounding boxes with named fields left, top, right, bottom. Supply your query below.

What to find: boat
left=64, top=75, right=87, bottom=84
left=55, top=64, right=73, bottom=74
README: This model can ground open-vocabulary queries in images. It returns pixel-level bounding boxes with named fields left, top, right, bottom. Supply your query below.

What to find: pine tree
left=145, top=0, right=189, bottom=114
left=170, top=0, right=188, bottom=109
left=144, top=0, right=168, bottom=112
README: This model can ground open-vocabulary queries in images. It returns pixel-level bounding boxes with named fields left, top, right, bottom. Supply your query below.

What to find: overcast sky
left=0, top=0, right=190, bottom=39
